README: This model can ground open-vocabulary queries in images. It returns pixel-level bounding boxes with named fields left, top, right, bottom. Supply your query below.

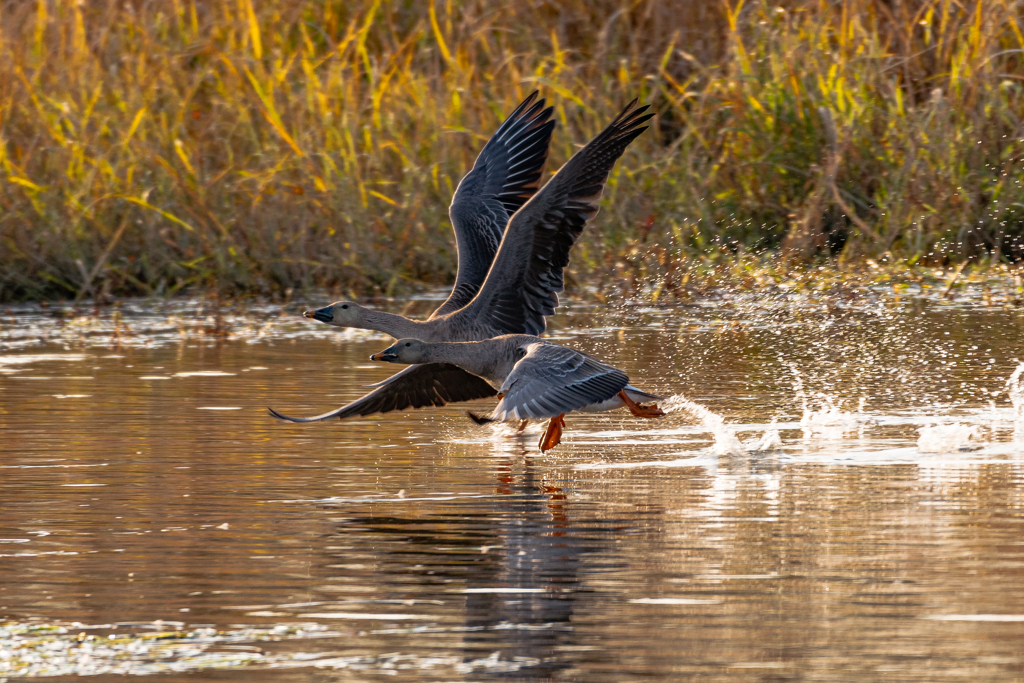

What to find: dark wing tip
left=614, top=107, right=654, bottom=133
left=268, top=406, right=303, bottom=422
left=617, top=120, right=653, bottom=144
left=611, top=99, right=642, bottom=123
left=467, top=410, right=496, bottom=425
left=268, top=405, right=343, bottom=423
left=533, top=108, right=556, bottom=130
left=632, top=113, right=656, bottom=128
left=507, top=91, right=545, bottom=124
left=600, top=111, right=653, bottom=151
left=512, top=90, right=539, bottom=115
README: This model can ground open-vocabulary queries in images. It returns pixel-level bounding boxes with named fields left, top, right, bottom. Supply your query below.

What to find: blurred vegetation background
left=2, top=0, right=1024, bottom=302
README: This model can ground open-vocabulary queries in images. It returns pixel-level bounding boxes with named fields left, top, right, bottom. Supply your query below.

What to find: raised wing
left=491, top=343, right=629, bottom=421
left=268, top=363, right=497, bottom=423
left=432, top=92, right=556, bottom=318
left=455, top=100, right=653, bottom=335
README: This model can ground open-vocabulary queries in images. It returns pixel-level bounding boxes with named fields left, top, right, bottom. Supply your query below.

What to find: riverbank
left=2, top=260, right=1020, bottom=353
left=2, top=1, right=1024, bottom=301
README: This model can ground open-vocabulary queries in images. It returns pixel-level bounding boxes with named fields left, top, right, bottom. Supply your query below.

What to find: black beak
left=370, top=351, right=398, bottom=362
left=303, top=306, right=333, bottom=323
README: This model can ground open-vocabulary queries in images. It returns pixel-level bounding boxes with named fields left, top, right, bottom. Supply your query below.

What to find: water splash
left=1008, top=363, right=1024, bottom=440
left=799, top=399, right=870, bottom=440
left=661, top=395, right=746, bottom=455
left=917, top=424, right=978, bottom=453
left=789, top=364, right=869, bottom=440
left=747, top=420, right=782, bottom=452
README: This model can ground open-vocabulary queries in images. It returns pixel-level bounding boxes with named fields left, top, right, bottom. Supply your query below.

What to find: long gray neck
left=418, top=339, right=515, bottom=384
left=361, top=309, right=428, bottom=339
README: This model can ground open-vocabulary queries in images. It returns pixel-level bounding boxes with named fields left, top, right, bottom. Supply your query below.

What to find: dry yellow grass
left=1, top=1, right=1023, bottom=301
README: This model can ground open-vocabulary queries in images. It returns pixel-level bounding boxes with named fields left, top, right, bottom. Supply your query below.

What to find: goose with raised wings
left=270, top=98, right=653, bottom=423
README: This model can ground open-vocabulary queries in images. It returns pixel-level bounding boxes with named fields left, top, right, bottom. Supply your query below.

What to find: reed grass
left=1, top=0, right=1023, bottom=302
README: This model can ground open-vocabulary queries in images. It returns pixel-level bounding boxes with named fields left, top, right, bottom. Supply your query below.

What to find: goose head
left=303, top=301, right=367, bottom=328
left=370, top=338, right=428, bottom=364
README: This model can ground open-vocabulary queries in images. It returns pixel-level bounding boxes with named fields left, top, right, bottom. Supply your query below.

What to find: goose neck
left=363, top=309, right=428, bottom=339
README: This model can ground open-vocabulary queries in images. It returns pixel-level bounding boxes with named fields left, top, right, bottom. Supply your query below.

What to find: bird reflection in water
left=327, top=443, right=606, bottom=681
left=459, top=450, right=592, bottom=680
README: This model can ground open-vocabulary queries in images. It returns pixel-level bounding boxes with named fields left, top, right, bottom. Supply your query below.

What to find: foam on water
left=0, top=353, right=87, bottom=373
left=661, top=395, right=746, bottom=455
left=917, top=423, right=978, bottom=453
left=0, top=620, right=545, bottom=678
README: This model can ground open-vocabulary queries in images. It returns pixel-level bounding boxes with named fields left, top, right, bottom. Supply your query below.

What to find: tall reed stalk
left=1, top=0, right=1022, bottom=301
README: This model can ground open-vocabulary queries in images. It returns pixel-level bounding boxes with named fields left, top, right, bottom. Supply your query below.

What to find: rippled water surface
left=2, top=287, right=1024, bottom=681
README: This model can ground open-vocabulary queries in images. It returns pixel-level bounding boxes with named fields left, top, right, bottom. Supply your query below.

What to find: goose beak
left=370, top=351, right=398, bottom=362
left=304, top=306, right=333, bottom=323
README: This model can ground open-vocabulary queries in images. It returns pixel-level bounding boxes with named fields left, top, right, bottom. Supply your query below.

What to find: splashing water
left=799, top=398, right=871, bottom=440
left=1008, top=363, right=1024, bottom=440
left=747, top=420, right=783, bottom=452
left=662, top=395, right=746, bottom=455
left=917, top=424, right=979, bottom=453
left=788, top=363, right=869, bottom=440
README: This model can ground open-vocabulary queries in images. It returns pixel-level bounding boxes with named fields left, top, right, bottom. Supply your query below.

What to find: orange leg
left=517, top=419, right=530, bottom=433
left=618, top=391, right=665, bottom=418
left=539, top=414, right=566, bottom=452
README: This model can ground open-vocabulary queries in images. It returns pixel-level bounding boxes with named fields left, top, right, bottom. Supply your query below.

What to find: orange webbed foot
left=618, top=391, right=665, bottom=418
left=538, top=414, right=566, bottom=452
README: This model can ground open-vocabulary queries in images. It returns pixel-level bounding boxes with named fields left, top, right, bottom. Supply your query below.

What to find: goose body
left=270, top=98, right=653, bottom=424
left=304, top=91, right=558, bottom=341
left=370, top=335, right=665, bottom=451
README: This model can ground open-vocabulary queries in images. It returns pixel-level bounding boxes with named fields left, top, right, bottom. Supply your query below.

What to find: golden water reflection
left=1, top=297, right=1023, bottom=680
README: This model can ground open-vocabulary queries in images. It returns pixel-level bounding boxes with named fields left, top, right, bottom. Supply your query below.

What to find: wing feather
left=491, top=343, right=629, bottom=421
left=454, top=100, right=653, bottom=335
left=433, top=93, right=555, bottom=318
left=268, top=363, right=497, bottom=423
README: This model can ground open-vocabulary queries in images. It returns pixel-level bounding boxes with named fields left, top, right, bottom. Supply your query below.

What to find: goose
left=369, top=335, right=665, bottom=452
left=270, top=99, right=653, bottom=423
left=305, top=91, right=556, bottom=337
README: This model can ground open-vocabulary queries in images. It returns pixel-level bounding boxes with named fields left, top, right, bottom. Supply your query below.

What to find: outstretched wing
left=455, top=100, right=653, bottom=335
left=268, top=363, right=497, bottom=423
left=491, top=343, right=629, bottom=421
left=432, top=92, right=556, bottom=318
